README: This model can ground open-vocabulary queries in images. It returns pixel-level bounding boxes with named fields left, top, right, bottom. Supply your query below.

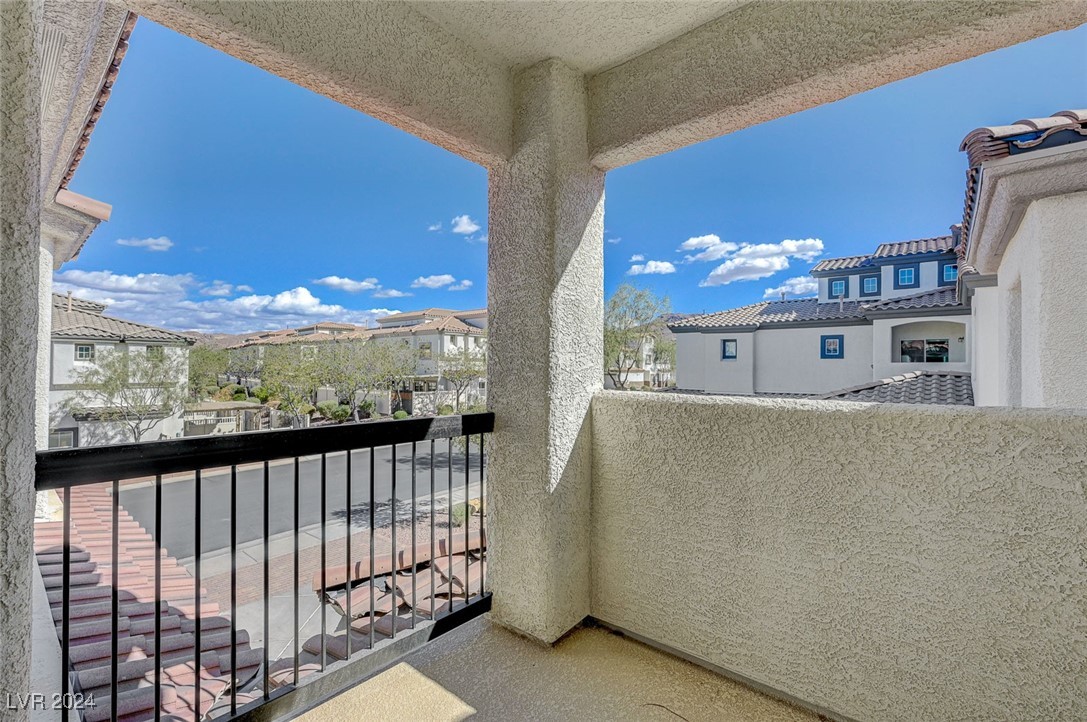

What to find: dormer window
left=828, top=276, right=849, bottom=299
left=860, top=274, right=881, bottom=297
left=894, top=263, right=920, bottom=289
left=898, top=268, right=914, bottom=285
left=940, top=260, right=958, bottom=286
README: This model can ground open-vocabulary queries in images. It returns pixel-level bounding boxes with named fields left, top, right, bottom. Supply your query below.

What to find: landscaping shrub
left=329, top=404, right=352, bottom=423
left=451, top=502, right=471, bottom=527
left=299, top=403, right=316, bottom=416
left=392, top=409, right=409, bottom=420
left=232, top=392, right=248, bottom=401
left=464, top=404, right=487, bottom=414
left=357, top=400, right=375, bottom=415
left=316, top=400, right=339, bottom=418
left=369, top=411, right=381, bottom=420
left=437, top=404, right=454, bottom=416
left=251, top=386, right=271, bottom=403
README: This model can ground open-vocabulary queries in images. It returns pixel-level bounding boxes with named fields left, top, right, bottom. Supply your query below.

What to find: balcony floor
left=297, top=616, right=817, bottom=721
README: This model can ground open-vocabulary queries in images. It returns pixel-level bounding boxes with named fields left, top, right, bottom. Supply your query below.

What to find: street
left=119, top=438, right=484, bottom=560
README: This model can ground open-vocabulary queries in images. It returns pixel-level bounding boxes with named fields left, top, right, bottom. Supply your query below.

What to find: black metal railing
left=34, top=413, right=494, bottom=721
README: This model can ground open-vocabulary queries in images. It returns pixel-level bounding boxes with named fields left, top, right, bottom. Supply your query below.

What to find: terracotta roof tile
left=820, top=371, right=974, bottom=406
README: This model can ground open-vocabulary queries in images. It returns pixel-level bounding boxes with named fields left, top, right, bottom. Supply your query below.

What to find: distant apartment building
left=670, top=234, right=971, bottom=399
left=49, top=294, right=193, bottom=447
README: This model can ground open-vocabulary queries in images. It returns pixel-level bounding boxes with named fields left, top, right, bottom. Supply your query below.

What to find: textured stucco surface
left=588, top=1, right=1087, bottom=169
left=487, top=59, right=603, bottom=643
left=132, top=0, right=513, bottom=167
left=591, top=391, right=1087, bottom=721
left=306, top=616, right=816, bottom=722
left=35, top=245, right=51, bottom=449
left=0, top=0, right=42, bottom=713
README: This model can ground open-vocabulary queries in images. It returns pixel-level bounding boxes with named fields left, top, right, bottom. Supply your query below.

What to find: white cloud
left=606, top=237, right=622, bottom=244
left=411, top=274, right=456, bottom=289
left=427, top=222, right=442, bottom=232
left=627, top=260, right=676, bottom=276
left=699, top=256, right=789, bottom=287
left=236, top=284, right=253, bottom=293
left=451, top=215, right=480, bottom=234
left=201, top=280, right=237, bottom=297
left=678, top=234, right=739, bottom=263
left=629, top=254, right=645, bottom=262
left=54, top=269, right=394, bottom=334
left=313, top=275, right=380, bottom=293
left=116, top=236, right=174, bottom=252
left=733, top=238, right=824, bottom=262
left=763, top=275, right=819, bottom=299
left=448, top=280, right=473, bottom=291
left=373, top=288, right=412, bottom=298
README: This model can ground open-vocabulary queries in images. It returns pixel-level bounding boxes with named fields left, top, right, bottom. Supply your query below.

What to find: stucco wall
left=753, top=325, right=872, bottom=394
left=970, top=286, right=1000, bottom=406
left=591, top=391, right=1087, bottom=721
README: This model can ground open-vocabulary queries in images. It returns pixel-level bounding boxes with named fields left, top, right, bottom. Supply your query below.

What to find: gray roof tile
left=810, top=255, right=872, bottom=272
left=669, top=298, right=867, bottom=330
left=872, top=235, right=955, bottom=258
left=820, top=371, right=973, bottom=405
left=52, top=297, right=193, bottom=344
left=861, top=287, right=961, bottom=312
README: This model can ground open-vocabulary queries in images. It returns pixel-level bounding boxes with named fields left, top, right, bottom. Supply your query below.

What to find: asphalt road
left=119, top=438, right=484, bottom=560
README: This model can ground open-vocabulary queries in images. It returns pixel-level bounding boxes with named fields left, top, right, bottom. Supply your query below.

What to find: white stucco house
left=959, top=108, right=1087, bottom=408
left=49, top=293, right=193, bottom=447
left=671, top=234, right=971, bottom=398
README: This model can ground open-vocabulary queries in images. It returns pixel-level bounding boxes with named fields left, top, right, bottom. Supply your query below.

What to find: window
left=75, top=344, right=94, bottom=361
left=478, top=380, right=486, bottom=390
left=48, top=428, right=77, bottom=449
left=860, top=274, right=880, bottom=296
left=146, top=346, right=165, bottom=361
left=418, top=341, right=432, bottom=360
left=829, top=277, right=848, bottom=298
left=894, top=263, right=920, bottom=289
left=721, top=339, right=738, bottom=360
left=899, top=339, right=950, bottom=363
left=820, top=335, right=844, bottom=359
left=940, top=260, right=958, bottom=285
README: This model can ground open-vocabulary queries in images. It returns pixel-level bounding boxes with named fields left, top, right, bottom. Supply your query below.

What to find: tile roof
left=960, top=109, right=1087, bottom=256
left=60, top=13, right=138, bottom=189
left=872, top=235, right=955, bottom=258
left=672, top=288, right=963, bottom=332
left=52, top=296, right=193, bottom=344
left=861, top=287, right=961, bottom=312
left=376, top=308, right=458, bottom=324
left=820, top=371, right=974, bottom=406
left=669, top=298, right=867, bottom=330
left=34, top=486, right=264, bottom=721
left=810, top=255, right=871, bottom=272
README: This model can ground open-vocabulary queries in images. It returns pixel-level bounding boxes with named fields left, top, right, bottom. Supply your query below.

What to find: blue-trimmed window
left=894, top=263, right=920, bottom=289
left=860, top=274, right=881, bottom=297
left=940, top=260, right=958, bottom=286
left=820, top=335, right=844, bottom=359
left=721, top=339, right=738, bottom=360
left=828, top=276, right=849, bottom=299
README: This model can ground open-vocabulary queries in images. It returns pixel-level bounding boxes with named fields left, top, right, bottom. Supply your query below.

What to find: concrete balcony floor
left=298, top=616, right=817, bottom=721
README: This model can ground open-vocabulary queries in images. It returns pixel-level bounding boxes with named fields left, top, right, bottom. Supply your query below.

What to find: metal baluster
left=345, top=450, right=352, bottom=658
left=429, top=441, right=435, bottom=620
left=480, top=433, right=486, bottom=594
left=447, top=439, right=453, bottom=604
left=111, top=480, right=119, bottom=720
left=320, top=453, right=327, bottom=670
left=230, top=466, right=237, bottom=715
left=154, top=477, right=162, bottom=722
left=293, top=457, right=300, bottom=686
left=263, top=461, right=270, bottom=701
left=464, top=435, right=470, bottom=604
left=369, top=447, right=375, bottom=649
left=61, top=490, right=70, bottom=722
left=390, top=443, right=397, bottom=640
left=411, top=441, right=417, bottom=629
left=194, top=469, right=202, bottom=721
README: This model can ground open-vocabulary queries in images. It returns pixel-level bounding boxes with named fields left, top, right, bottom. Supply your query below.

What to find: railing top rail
left=36, top=412, right=495, bottom=490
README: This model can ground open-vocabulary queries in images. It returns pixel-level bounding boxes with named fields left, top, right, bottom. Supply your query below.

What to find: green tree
left=262, top=345, right=322, bottom=427
left=375, top=340, right=419, bottom=413
left=438, top=348, right=486, bottom=412
left=227, top=345, right=264, bottom=392
left=316, top=340, right=385, bottom=422
left=187, top=345, right=228, bottom=400
left=604, top=284, right=671, bottom=390
left=63, top=345, right=188, bottom=443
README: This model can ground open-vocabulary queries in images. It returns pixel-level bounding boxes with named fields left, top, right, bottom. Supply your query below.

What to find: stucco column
left=0, top=0, right=43, bottom=711
left=487, top=59, right=603, bottom=643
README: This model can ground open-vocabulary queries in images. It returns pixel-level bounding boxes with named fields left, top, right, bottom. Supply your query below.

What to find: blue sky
left=59, top=19, right=1087, bottom=333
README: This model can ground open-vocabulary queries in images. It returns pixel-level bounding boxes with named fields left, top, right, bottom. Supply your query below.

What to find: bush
left=251, top=386, right=271, bottom=403
left=369, top=411, right=381, bottom=420
left=451, top=502, right=471, bottom=527
left=392, top=409, right=409, bottom=420
left=329, top=404, right=353, bottom=423
left=232, top=392, right=248, bottom=401
left=202, top=385, right=218, bottom=398
left=437, top=404, right=454, bottom=416
left=357, top=399, right=375, bottom=416
left=298, top=403, right=316, bottom=416
left=316, top=400, right=339, bottom=418
left=464, top=404, right=487, bottom=414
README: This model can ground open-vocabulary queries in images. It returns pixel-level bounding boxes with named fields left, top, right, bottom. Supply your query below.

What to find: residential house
left=670, top=234, right=970, bottom=397
left=49, top=293, right=193, bottom=447
left=958, top=109, right=1087, bottom=407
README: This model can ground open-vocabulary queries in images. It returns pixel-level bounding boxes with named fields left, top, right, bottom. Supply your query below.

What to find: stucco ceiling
left=408, top=1, right=748, bottom=74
